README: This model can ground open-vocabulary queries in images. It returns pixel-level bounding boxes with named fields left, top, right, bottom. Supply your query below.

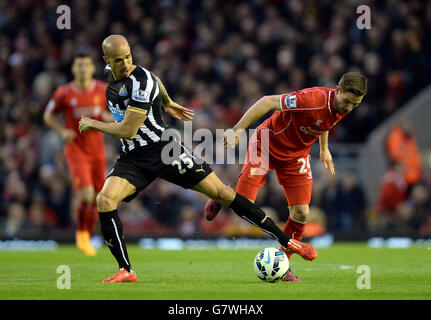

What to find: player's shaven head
left=102, top=35, right=133, bottom=80
left=338, top=72, right=368, bottom=97
left=102, top=34, right=130, bottom=57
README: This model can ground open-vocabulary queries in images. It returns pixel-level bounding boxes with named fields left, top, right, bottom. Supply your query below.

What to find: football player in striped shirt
left=79, top=35, right=317, bottom=283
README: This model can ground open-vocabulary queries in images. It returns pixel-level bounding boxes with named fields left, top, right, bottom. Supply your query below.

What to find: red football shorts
left=65, top=155, right=106, bottom=192
left=236, top=133, right=312, bottom=205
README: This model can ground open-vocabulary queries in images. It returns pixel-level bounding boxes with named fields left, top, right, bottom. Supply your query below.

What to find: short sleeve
left=128, top=70, right=159, bottom=114
left=280, top=88, right=327, bottom=112
left=280, top=92, right=301, bottom=112
left=46, top=86, right=66, bottom=115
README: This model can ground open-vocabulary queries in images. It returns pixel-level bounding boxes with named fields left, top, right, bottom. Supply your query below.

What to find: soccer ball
left=254, top=247, right=289, bottom=282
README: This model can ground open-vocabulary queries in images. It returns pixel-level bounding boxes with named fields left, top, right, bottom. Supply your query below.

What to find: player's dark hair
left=338, top=72, right=368, bottom=96
left=72, top=47, right=92, bottom=62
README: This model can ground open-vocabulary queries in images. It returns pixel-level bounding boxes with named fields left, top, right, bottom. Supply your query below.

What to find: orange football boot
left=103, top=268, right=138, bottom=283
left=280, top=232, right=300, bottom=259
left=76, top=230, right=96, bottom=256
left=81, top=230, right=97, bottom=256
left=76, top=231, right=85, bottom=251
left=285, top=238, right=318, bottom=261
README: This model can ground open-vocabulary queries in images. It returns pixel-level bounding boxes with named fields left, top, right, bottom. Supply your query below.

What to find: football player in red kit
left=205, top=72, right=367, bottom=281
left=44, top=52, right=112, bottom=256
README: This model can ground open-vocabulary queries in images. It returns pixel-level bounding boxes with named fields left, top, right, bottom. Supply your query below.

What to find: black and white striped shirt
left=104, top=65, right=168, bottom=153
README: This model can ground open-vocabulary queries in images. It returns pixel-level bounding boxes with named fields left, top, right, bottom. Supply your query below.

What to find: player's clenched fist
left=222, top=128, right=245, bottom=148
left=79, top=116, right=94, bottom=133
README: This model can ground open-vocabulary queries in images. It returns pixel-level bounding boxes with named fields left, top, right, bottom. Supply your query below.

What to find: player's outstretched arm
left=223, top=95, right=280, bottom=148
left=155, top=75, right=194, bottom=121
left=79, top=109, right=146, bottom=139
left=234, top=95, right=280, bottom=131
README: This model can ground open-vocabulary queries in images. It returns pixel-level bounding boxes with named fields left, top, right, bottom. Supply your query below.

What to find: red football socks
left=281, top=216, right=306, bottom=258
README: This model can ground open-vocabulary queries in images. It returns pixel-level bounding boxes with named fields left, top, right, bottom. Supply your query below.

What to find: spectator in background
left=371, top=174, right=431, bottom=235
left=408, top=184, right=431, bottom=235
left=319, top=173, right=341, bottom=233
left=141, top=181, right=188, bottom=229
left=376, top=163, right=408, bottom=215
left=337, top=169, right=366, bottom=232
left=4, top=202, right=26, bottom=237
left=177, top=204, right=200, bottom=237
left=303, top=207, right=327, bottom=238
left=386, top=120, right=422, bottom=190
left=371, top=163, right=408, bottom=231
left=318, top=170, right=366, bottom=233
left=368, top=119, right=427, bottom=235
left=118, top=199, right=167, bottom=237
left=372, top=183, right=430, bottom=234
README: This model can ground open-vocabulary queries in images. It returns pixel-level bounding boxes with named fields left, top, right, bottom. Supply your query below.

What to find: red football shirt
left=257, top=87, right=347, bottom=161
left=46, top=80, right=107, bottom=159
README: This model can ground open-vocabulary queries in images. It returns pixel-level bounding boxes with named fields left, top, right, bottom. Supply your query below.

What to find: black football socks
left=228, top=193, right=291, bottom=248
left=98, top=209, right=132, bottom=272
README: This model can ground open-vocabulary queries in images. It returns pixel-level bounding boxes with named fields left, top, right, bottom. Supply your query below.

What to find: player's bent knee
left=290, top=205, right=309, bottom=222
left=96, top=192, right=118, bottom=212
left=81, top=193, right=96, bottom=204
left=77, top=187, right=96, bottom=204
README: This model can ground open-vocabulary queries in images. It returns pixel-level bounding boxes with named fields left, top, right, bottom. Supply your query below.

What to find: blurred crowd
left=1, top=0, right=430, bottom=239
left=370, top=121, right=431, bottom=235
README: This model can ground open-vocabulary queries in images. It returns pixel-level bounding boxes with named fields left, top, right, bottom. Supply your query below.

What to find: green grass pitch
left=0, top=243, right=430, bottom=300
